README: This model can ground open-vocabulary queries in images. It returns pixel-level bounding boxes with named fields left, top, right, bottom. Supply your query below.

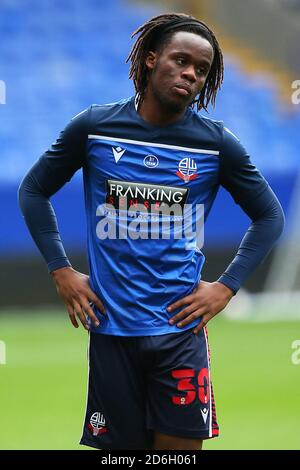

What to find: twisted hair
left=126, top=13, right=224, bottom=112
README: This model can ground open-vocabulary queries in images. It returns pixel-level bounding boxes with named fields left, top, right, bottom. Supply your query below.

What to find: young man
left=18, top=13, right=284, bottom=450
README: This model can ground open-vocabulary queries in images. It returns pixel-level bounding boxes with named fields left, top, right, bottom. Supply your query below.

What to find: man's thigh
left=80, top=333, right=152, bottom=450
left=145, top=327, right=219, bottom=443
left=153, top=431, right=203, bottom=450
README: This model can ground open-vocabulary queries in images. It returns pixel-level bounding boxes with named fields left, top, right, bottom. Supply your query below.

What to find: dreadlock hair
left=127, top=13, right=224, bottom=112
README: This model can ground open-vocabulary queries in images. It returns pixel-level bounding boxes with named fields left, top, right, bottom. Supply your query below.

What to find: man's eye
left=196, top=67, right=206, bottom=75
left=176, top=58, right=185, bottom=65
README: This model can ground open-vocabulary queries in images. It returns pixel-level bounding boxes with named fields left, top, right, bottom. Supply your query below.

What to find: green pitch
left=0, top=310, right=299, bottom=450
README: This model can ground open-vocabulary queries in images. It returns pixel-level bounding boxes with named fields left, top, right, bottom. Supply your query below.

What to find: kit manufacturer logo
left=112, top=146, right=126, bottom=163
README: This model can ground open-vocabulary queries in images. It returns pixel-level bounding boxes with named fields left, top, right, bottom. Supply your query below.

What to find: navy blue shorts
left=80, top=327, right=219, bottom=450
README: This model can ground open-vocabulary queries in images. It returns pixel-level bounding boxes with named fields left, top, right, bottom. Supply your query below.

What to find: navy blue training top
left=18, top=96, right=285, bottom=336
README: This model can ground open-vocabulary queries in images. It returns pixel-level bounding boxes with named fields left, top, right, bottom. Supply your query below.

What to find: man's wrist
left=50, top=266, right=74, bottom=279
left=48, top=258, right=72, bottom=274
left=215, top=281, right=235, bottom=299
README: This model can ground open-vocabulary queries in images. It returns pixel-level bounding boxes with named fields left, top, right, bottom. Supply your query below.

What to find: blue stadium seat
left=0, top=0, right=299, bottom=184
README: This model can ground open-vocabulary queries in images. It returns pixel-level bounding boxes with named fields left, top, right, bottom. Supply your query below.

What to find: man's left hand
left=167, top=281, right=234, bottom=334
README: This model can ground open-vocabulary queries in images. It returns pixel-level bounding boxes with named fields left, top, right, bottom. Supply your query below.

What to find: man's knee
left=152, top=431, right=203, bottom=450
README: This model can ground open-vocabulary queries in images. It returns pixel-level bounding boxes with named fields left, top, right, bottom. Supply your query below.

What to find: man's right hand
left=51, top=266, right=105, bottom=330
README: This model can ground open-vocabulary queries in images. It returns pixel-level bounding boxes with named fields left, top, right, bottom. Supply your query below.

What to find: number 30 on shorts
left=171, top=368, right=210, bottom=405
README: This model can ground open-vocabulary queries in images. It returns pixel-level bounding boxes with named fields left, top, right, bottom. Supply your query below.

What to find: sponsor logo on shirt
left=96, top=180, right=204, bottom=246
left=143, top=155, right=159, bottom=168
left=105, top=179, right=189, bottom=213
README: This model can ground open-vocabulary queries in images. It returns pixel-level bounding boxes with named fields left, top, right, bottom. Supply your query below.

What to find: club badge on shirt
left=176, top=157, right=198, bottom=182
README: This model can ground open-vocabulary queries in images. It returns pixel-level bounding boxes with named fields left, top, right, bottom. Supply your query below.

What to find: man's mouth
left=173, top=83, right=192, bottom=96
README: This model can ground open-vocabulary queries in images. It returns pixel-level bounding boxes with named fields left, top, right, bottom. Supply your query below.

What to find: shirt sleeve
left=217, top=126, right=285, bottom=293
left=18, top=107, right=91, bottom=272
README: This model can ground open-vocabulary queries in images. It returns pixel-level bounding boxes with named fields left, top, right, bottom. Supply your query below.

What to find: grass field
left=0, top=309, right=299, bottom=450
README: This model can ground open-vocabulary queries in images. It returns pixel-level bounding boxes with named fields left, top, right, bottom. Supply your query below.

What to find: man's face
left=146, top=31, right=214, bottom=113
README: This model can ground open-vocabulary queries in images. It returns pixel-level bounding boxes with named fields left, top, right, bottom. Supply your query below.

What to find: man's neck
left=138, top=92, right=186, bottom=127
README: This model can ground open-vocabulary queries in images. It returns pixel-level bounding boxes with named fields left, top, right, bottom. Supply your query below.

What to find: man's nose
left=181, top=65, right=197, bottom=82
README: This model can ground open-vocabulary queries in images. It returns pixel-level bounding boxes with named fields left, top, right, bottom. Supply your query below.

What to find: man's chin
left=162, top=96, right=192, bottom=114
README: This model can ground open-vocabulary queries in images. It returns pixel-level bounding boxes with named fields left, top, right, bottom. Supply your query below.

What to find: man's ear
left=145, top=51, right=157, bottom=71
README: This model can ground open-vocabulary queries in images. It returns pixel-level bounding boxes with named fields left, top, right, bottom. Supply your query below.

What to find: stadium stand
left=0, top=0, right=298, bottom=263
